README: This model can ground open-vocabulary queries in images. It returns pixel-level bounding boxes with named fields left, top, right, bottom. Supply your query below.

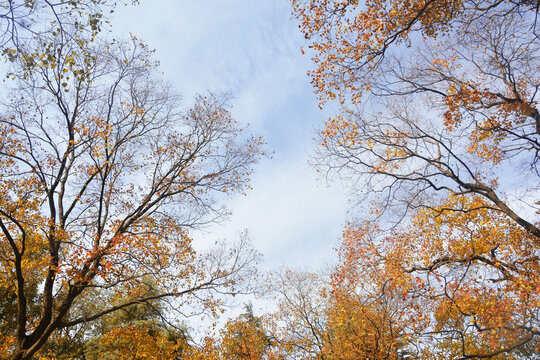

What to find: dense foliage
left=290, top=0, right=540, bottom=358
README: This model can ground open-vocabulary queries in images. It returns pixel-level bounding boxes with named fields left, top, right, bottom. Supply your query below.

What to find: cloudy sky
left=112, top=1, right=349, bottom=270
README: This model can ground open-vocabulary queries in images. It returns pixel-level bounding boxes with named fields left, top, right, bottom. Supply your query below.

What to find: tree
left=0, top=0, right=137, bottom=51
left=293, top=0, right=540, bottom=357
left=0, top=23, right=264, bottom=360
left=269, top=266, right=411, bottom=359
left=89, top=326, right=183, bottom=360
left=294, top=0, right=539, bottom=224
left=324, top=225, right=416, bottom=360
left=220, top=304, right=275, bottom=360
left=270, top=270, right=330, bottom=359
left=34, top=282, right=191, bottom=359
left=334, top=198, right=540, bottom=358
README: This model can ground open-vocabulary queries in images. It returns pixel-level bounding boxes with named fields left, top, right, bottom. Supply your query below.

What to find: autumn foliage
left=1, top=0, right=539, bottom=358
left=330, top=196, right=540, bottom=358
left=292, top=0, right=540, bottom=358
left=0, top=2, right=263, bottom=359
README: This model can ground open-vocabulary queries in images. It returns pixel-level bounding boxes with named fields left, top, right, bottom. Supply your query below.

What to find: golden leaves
left=332, top=193, right=540, bottom=358
left=294, top=0, right=540, bottom=357
left=97, top=326, right=185, bottom=360
left=292, top=0, right=468, bottom=106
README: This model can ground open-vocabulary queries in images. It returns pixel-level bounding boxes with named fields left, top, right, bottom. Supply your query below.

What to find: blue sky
left=111, top=1, right=349, bottom=270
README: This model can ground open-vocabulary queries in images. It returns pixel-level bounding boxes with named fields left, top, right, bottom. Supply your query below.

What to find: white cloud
left=112, top=0, right=349, bottom=270
left=198, top=151, right=348, bottom=270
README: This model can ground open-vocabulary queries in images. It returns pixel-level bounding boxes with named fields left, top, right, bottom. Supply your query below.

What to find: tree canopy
left=291, top=0, right=540, bottom=358
left=1, top=0, right=539, bottom=359
left=0, top=2, right=263, bottom=359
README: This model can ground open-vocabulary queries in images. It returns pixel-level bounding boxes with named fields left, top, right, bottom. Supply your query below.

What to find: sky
left=111, top=1, right=349, bottom=271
